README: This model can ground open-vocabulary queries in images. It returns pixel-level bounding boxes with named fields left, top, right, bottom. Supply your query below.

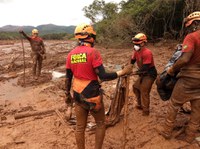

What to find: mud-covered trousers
left=75, top=103, right=105, bottom=149
left=132, top=75, right=155, bottom=114
left=165, top=77, right=200, bottom=138
left=31, top=52, right=43, bottom=77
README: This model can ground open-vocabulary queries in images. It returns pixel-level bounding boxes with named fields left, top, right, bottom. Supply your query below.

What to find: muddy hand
left=64, top=92, right=73, bottom=120
left=65, top=105, right=72, bottom=120
left=116, top=64, right=133, bottom=77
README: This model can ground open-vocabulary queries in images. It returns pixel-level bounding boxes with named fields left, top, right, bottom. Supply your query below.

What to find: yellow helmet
left=74, top=23, right=96, bottom=39
left=184, top=11, right=200, bottom=27
left=32, top=29, right=39, bottom=34
left=132, top=33, right=147, bottom=44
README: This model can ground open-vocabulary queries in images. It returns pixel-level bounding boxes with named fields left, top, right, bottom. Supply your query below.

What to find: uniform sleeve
left=142, top=50, right=152, bottom=64
left=92, top=49, right=103, bottom=68
left=66, top=54, right=71, bottom=69
left=131, top=51, right=136, bottom=60
left=182, top=34, right=194, bottom=53
left=21, top=32, right=31, bottom=41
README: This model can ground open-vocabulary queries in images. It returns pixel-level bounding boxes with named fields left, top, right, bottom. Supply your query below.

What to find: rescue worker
left=131, top=33, right=157, bottom=116
left=19, top=29, right=46, bottom=79
left=159, top=11, right=200, bottom=143
left=65, top=23, right=132, bottom=149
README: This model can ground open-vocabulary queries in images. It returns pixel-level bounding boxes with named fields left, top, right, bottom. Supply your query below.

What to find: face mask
left=134, top=45, right=140, bottom=51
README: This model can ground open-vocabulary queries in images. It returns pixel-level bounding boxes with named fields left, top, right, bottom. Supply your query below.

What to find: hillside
left=0, top=24, right=75, bottom=35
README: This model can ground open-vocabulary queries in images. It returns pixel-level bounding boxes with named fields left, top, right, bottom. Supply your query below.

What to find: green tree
left=84, top=0, right=200, bottom=47
left=83, top=0, right=118, bottom=23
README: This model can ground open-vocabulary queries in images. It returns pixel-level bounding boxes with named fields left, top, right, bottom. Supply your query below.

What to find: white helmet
left=184, top=11, right=200, bottom=27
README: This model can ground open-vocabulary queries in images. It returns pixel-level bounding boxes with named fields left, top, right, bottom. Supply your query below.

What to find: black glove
left=65, top=91, right=73, bottom=105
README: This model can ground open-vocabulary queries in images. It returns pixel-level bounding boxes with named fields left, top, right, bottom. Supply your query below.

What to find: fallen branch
left=14, top=109, right=55, bottom=120
left=55, top=109, right=67, bottom=126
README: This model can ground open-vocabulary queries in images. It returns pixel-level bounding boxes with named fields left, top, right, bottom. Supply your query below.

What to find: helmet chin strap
left=79, top=37, right=95, bottom=47
left=79, top=40, right=94, bottom=47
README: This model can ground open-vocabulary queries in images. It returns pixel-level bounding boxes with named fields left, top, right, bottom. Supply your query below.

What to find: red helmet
left=132, top=33, right=147, bottom=44
left=184, top=11, right=200, bottom=27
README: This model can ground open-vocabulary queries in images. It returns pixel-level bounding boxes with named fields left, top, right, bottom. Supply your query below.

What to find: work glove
left=166, top=66, right=175, bottom=76
left=65, top=91, right=73, bottom=105
left=116, top=64, right=133, bottom=77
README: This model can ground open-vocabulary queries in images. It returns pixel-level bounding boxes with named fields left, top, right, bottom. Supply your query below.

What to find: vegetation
left=0, top=32, right=20, bottom=40
left=83, top=0, right=200, bottom=47
left=0, top=32, right=73, bottom=40
left=41, top=33, right=73, bottom=40
left=0, top=24, right=75, bottom=40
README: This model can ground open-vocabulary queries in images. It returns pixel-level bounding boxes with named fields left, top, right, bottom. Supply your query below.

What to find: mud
left=0, top=40, right=199, bottom=149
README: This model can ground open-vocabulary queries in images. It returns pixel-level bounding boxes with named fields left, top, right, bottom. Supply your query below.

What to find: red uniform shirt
left=131, top=47, right=155, bottom=68
left=66, top=46, right=103, bottom=80
left=182, top=30, right=200, bottom=65
left=31, top=36, right=43, bottom=42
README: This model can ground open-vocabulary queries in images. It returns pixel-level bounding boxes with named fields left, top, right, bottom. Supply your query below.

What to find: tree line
left=83, top=0, right=200, bottom=47
left=0, top=32, right=73, bottom=40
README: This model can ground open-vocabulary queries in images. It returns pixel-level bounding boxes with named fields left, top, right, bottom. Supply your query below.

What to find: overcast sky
left=0, top=0, right=122, bottom=27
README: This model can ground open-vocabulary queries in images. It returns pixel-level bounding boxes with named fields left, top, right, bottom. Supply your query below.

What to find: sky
left=0, top=0, right=122, bottom=27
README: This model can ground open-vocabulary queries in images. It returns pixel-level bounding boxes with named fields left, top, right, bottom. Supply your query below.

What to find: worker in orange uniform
left=65, top=23, right=133, bottom=149
left=159, top=11, right=200, bottom=143
left=131, top=33, right=157, bottom=116
left=19, top=29, right=46, bottom=79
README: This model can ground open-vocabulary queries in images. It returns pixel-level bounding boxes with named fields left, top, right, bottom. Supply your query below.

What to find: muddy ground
left=0, top=39, right=200, bottom=149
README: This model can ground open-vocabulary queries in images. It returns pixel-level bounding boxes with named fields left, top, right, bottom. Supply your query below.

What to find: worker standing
left=131, top=33, right=157, bottom=116
left=19, top=29, right=46, bottom=79
left=65, top=23, right=132, bottom=149
left=159, top=11, right=200, bottom=143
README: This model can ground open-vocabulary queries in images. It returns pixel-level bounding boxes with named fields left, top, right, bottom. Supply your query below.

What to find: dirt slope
left=0, top=40, right=199, bottom=149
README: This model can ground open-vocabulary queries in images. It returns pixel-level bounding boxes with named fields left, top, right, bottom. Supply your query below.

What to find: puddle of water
left=0, top=78, right=31, bottom=100
left=51, top=71, right=65, bottom=80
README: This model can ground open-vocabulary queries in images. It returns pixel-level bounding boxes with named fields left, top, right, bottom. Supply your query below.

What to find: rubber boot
left=37, top=58, right=42, bottom=77
left=32, top=64, right=36, bottom=76
left=159, top=99, right=180, bottom=139
left=95, top=121, right=105, bottom=149
left=185, top=130, right=196, bottom=143
left=142, top=110, right=149, bottom=116
left=159, top=120, right=174, bottom=139
left=184, top=123, right=198, bottom=143
left=133, top=86, right=142, bottom=110
left=75, top=132, right=85, bottom=149
left=32, top=55, right=37, bottom=77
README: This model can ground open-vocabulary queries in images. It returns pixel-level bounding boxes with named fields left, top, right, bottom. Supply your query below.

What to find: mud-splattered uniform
left=21, top=32, right=46, bottom=77
left=66, top=44, right=118, bottom=149
left=131, top=47, right=157, bottom=115
left=162, top=30, right=200, bottom=142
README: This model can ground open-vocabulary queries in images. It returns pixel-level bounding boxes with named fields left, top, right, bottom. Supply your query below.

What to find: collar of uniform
left=79, top=41, right=92, bottom=47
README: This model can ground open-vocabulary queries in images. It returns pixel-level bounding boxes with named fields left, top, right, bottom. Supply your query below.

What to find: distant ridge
left=0, top=24, right=75, bottom=35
